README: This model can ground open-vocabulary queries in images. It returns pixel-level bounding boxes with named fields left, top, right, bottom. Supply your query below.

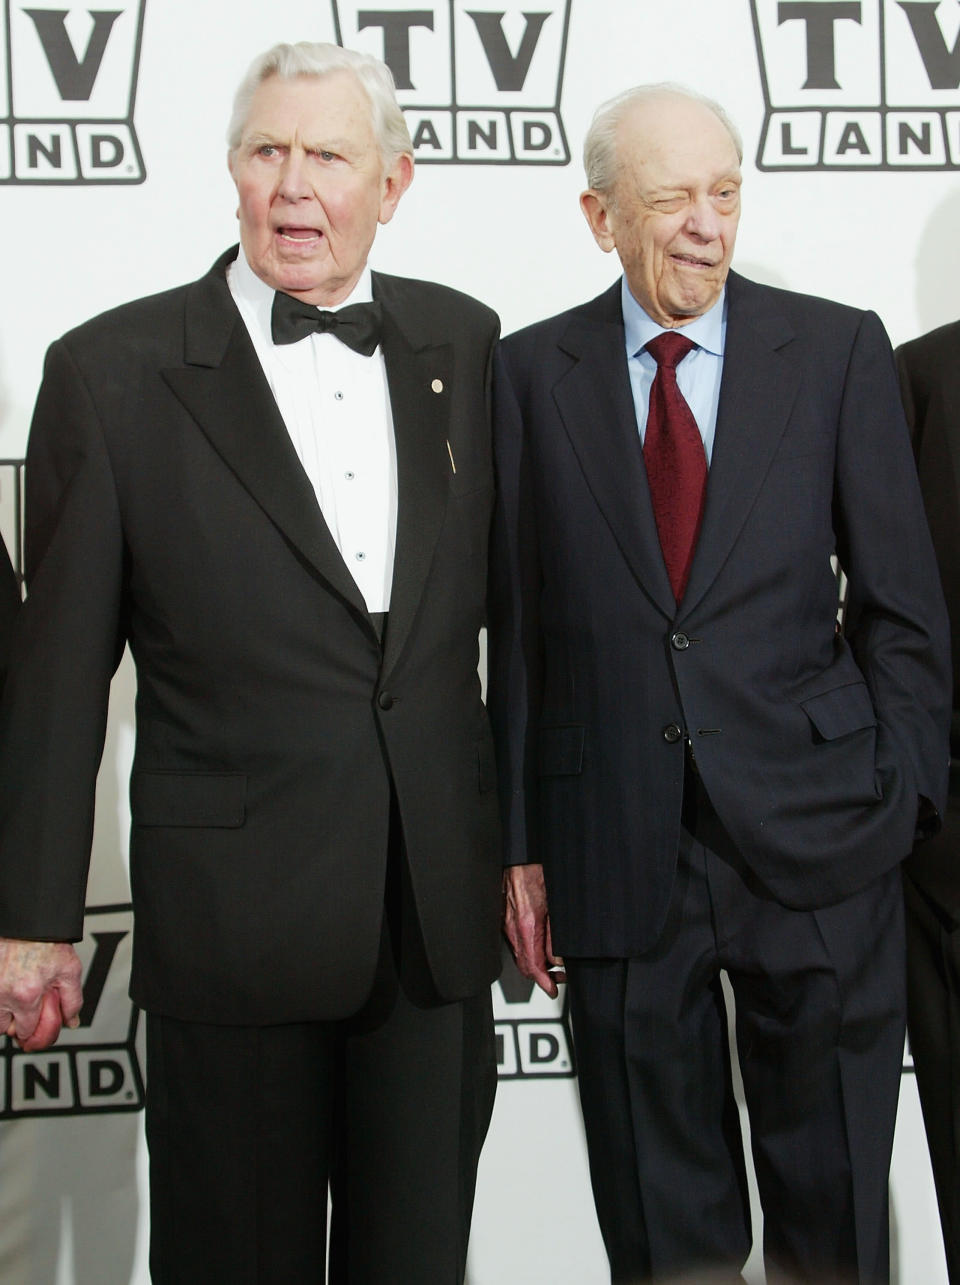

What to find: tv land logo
left=494, top=946, right=575, bottom=1079
left=2, top=1, right=146, bottom=185
left=0, top=905, right=144, bottom=1118
left=331, top=1, right=572, bottom=165
left=753, top=0, right=960, bottom=169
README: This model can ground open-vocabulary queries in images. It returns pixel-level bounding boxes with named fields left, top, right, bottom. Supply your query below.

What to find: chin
left=274, top=270, right=329, bottom=297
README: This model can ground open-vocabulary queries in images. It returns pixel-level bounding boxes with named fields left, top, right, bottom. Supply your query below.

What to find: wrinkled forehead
left=617, top=96, right=741, bottom=189
left=241, top=69, right=375, bottom=141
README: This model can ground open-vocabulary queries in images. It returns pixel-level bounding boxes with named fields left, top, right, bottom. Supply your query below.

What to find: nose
left=685, top=195, right=721, bottom=242
left=277, top=152, right=310, bottom=201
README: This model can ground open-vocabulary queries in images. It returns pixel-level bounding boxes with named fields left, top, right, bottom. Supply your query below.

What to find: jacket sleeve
left=0, top=336, right=126, bottom=939
left=487, top=344, right=544, bottom=867
left=835, top=311, right=951, bottom=834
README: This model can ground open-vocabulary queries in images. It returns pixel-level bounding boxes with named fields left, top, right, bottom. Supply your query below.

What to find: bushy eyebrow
left=242, top=131, right=357, bottom=155
left=242, top=131, right=282, bottom=150
left=646, top=170, right=742, bottom=197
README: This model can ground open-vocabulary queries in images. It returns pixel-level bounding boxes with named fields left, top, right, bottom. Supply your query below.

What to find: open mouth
left=276, top=226, right=323, bottom=244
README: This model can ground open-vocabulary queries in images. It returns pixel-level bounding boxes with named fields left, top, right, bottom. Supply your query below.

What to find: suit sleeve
left=0, top=336, right=126, bottom=940
left=488, top=345, right=543, bottom=867
left=835, top=312, right=951, bottom=832
left=0, top=539, right=20, bottom=687
left=895, top=344, right=920, bottom=449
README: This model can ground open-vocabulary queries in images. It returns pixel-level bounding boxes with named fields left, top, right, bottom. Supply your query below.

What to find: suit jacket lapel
left=160, top=249, right=371, bottom=624
left=553, top=284, right=677, bottom=618
left=373, top=273, right=453, bottom=674
left=679, top=271, right=801, bottom=616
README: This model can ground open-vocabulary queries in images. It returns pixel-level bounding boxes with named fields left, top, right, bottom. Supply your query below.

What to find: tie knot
left=645, top=331, right=696, bottom=370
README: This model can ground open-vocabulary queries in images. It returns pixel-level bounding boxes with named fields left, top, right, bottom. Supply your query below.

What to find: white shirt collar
left=621, top=277, right=726, bottom=359
left=229, top=245, right=375, bottom=349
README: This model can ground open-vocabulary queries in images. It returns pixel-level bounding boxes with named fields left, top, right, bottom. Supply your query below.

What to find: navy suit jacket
left=489, top=271, right=951, bottom=957
left=0, top=248, right=503, bottom=1023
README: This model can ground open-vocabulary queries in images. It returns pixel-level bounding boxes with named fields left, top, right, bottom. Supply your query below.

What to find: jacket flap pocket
left=538, top=725, right=585, bottom=776
left=131, top=771, right=247, bottom=828
left=799, top=682, right=876, bottom=741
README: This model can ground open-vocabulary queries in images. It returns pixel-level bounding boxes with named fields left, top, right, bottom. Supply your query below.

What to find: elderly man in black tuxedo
left=0, top=41, right=501, bottom=1284
left=896, top=320, right=960, bottom=1283
left=489, top=84, right=950, bottom=1284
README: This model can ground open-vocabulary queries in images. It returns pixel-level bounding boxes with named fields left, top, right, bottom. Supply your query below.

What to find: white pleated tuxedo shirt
left=228, top=246, right=397, bottom=613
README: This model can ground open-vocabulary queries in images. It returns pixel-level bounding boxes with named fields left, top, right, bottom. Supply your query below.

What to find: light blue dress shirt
left=621, top=277, right=727, bottom=467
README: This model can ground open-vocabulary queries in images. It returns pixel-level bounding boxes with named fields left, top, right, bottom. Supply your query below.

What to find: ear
left=580, top=189, right=617, bottom=254
left=379, top=153, right=414, bottom=225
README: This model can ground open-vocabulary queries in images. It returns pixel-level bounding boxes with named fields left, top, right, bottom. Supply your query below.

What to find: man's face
left=228, top=71, right=412, bottom=306
left=581, top=95, right=741, bottom=327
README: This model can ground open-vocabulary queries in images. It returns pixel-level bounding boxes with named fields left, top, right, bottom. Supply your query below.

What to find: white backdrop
left=0, top=1, right=957, bottom=1280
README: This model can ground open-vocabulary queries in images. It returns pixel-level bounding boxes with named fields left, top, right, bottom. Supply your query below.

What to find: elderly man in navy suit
left=489, top=83, right=950, bottom=1284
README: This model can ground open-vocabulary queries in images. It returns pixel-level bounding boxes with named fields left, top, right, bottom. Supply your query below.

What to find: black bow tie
left=271, top=293, right=382, bottom=355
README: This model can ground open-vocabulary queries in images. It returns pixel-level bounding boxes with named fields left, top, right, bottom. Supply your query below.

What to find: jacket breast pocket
left=798, top=682, right=876, bottom=742
left=130, top=771, right=247, bottom=828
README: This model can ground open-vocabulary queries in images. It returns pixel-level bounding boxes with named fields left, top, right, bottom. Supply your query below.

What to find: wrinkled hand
left=0, top=938, right=83, bottom=1051
left=502, top=863, right=565, bottom=998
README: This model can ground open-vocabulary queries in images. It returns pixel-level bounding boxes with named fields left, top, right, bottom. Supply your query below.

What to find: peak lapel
left=375, top=283, right=452, bottom=674
left=679, top=273, right=801, bottom=615
left=160, top=253, right=370, bottom=623
left=553, top=292, right=676, bottom=619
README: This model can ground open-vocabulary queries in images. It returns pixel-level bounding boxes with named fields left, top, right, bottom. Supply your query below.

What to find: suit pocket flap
left=538, top=725, right=585, bottom=776
left=799, top=682, right=876, bottom=741
left=131, top=771, right=247, bottom=828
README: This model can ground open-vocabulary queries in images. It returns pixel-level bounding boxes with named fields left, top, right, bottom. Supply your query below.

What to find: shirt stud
left=431, top=378, right=444, bottom=394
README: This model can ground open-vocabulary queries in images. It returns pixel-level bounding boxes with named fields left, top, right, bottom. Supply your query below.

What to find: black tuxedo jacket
left=489, top=271, right=951, bottom=957
left=0, top=248, right=503, bottom=1024
left=897, top=319, right=960, bottom=916
left=0, top=542, right=18, bottom=675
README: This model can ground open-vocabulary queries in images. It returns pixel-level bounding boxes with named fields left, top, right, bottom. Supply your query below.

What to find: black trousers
left=144, top=831, right=497, bottom=1284
left=905, top=867, right=960, bottom=1283
left=565, top=780, right=906, bottom=1285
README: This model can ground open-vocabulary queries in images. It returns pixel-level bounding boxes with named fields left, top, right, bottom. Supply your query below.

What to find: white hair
left=583, top=83, right=743, bottom=195
left=227, top=41, right=413, bottom=164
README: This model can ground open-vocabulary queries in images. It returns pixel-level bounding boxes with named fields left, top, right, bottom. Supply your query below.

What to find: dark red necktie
left=643, top=332, right=707, bottom=603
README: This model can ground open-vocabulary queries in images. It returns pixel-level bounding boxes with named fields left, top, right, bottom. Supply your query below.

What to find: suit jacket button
left=377, top=692, right=394, bottom=710
left=671, top=632, right=690, bottom=650
left=663, top=723, right=682, bottom=743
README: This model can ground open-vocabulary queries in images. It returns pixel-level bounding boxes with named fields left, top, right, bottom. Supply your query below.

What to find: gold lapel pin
left=431, top=378, right=444, bottom=394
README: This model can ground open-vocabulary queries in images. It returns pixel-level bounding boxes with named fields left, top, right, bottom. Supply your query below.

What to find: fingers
left=0, top=939, right=85, bottom=1051
left=55, top=962, right=84, bottom=1030
left=502, top=864, right=561, bottom=996
left=17, top=989, right=63, bottom=1052
left=545, top=923, right=567, bottom=984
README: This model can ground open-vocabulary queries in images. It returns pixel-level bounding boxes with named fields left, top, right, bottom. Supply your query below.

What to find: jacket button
left=671, top=632, right=689, bottom=650
left=662, top=723, right=682, bottom=743
left=377, top=692, right=394, bottom=710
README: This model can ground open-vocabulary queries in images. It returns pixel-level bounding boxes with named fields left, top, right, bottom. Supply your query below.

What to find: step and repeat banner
left=1, top=1, right=958, bottom=1281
